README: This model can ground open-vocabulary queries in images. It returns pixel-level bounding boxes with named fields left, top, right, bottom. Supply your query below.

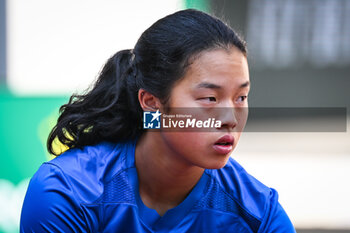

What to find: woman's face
left=159, top=46, right=250, bottom=169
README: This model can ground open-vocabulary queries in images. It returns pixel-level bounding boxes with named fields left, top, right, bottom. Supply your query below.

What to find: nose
left=216, top=106, right=248, bottom=132
left=217, top=108, right=238, bottom=130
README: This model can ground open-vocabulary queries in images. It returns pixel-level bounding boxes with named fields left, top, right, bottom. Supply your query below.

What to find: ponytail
left=47, top=49, right=143, bottom=155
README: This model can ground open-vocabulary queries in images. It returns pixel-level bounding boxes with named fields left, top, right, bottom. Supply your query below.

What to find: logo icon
left=143, top=110, right=162, bottom=129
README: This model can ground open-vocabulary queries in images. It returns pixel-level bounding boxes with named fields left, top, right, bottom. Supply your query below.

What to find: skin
left=135, top=46, right=250, bottom=216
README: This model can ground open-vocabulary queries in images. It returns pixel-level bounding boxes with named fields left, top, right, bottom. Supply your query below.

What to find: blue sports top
left=20, top=140, right=296, bottom=233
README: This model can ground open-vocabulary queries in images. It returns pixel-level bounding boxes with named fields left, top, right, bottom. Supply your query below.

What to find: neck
left=135, top=132, right=204, bottom=216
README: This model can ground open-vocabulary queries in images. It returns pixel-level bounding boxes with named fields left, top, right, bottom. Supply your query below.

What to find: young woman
left=20, top=9, right=295, bottom=232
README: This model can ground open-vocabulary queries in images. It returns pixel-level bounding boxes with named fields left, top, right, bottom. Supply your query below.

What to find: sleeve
left=20, top=163, right=87, bottom=232
left=258, top=188, right=296, bottom=233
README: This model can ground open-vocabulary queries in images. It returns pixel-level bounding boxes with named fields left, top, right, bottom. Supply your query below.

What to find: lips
left=213, top=134, right=234, bottom=155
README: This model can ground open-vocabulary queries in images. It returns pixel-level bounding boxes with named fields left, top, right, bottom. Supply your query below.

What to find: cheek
left=233, top=131, right=243, bottom=149
left=235, top=108, right=249, bottom=132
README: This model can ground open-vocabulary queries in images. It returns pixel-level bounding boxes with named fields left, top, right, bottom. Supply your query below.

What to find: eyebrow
left=240, top=81, right=250, bottom=88
left=196, top=82, right=221, bottom=89
left=195, top=81, right=250, bottom=89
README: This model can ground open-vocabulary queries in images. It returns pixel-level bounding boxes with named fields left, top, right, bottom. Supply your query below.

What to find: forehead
left=182, top=47, right=249, bottom=87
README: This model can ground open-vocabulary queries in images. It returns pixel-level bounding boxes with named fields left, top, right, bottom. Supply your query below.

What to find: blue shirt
left=20, top=140, right=296, bottom=232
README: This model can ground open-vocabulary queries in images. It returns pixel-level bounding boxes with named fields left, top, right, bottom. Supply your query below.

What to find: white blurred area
left=233, top=126, right=350, bottom=229
left=247, top=0, right=350, bottom=68
left=0, top=179, right=29, bottom=233
left=7, top=0, right=184, bottom=96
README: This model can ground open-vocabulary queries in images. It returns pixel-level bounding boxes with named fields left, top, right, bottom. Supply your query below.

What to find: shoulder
left=20, top=140, right=137, bottom=232
left=39, top=140, right=135, bottom=202
left=20, top=160, right=88, bottom=232
left=203, top=157, right=295, bottom=232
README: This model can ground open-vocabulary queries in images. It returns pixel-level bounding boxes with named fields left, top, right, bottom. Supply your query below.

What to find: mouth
left=214, top=142, right=232, bottom=146
left=213, top=135, right=234, bottom=155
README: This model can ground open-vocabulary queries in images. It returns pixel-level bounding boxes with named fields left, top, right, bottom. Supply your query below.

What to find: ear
left=138, top=89, right=161, bottom=111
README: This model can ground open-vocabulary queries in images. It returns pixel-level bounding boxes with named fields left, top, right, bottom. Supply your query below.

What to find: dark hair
left=47, top=9, right=247, bottom=155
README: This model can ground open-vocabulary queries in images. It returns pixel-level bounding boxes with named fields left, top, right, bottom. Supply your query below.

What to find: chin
left=202, top=157, right=230, bottom=170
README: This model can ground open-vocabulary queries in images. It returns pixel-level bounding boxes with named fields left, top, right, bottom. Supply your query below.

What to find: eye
left=198, top=97, right=217, bottom=102
left=236, top=96, right=247, bottom=103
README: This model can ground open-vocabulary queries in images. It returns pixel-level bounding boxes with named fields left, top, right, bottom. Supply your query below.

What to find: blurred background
left=0, top=0, right=349, bottom=232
